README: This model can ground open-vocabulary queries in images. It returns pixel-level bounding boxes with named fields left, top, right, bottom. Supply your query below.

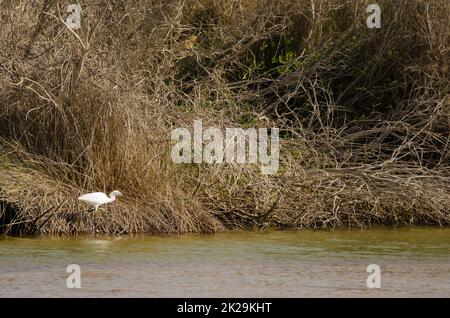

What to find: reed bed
left=0, top=0, right=448, bottom=235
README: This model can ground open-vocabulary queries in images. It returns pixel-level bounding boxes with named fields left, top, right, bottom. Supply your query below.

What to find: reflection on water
left=0, top=227, right=449, bottom=297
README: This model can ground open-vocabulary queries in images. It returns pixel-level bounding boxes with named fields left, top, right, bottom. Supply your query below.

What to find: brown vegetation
left=0, top=0, right=449, bottom=235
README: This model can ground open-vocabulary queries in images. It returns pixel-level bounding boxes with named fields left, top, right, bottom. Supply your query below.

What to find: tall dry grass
left=0, top=0, right=448, bottom=235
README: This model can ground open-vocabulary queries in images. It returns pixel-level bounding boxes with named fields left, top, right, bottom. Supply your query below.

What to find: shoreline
left=2, top=223, right=450, bottom=238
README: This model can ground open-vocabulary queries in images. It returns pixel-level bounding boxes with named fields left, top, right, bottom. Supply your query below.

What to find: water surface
left=1, top=227, right=449, bottom=297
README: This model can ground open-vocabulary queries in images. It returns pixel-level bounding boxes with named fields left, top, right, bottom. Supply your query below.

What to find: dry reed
left=0, top=0, right=448, bottom=235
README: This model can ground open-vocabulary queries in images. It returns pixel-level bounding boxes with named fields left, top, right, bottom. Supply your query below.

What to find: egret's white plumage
left=78, top=190, right=123, bottom=238
left=78, top=191, right=122, bottom=209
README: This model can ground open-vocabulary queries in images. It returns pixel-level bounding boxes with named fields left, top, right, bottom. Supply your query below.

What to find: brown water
left=0, top=227, right=449, bottom=297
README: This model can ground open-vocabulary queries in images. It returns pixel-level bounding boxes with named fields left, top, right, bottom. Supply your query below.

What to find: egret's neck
left=108, top=193, right=117, bottom=202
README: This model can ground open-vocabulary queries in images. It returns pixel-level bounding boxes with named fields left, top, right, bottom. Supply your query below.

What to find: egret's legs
left=92, top=206, right=98, bottom=239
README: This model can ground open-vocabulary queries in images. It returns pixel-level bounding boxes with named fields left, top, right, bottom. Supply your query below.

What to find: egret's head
left=110, top=190, right=123, bottom=198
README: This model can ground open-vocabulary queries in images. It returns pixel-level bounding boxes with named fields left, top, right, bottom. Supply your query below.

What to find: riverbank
left=1, top=0, right=449, bottom=235
left=1, top=149, right=450, bottom=235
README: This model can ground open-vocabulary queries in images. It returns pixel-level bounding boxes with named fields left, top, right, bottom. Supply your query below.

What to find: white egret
left=78, top=190, right=123, bottom=238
